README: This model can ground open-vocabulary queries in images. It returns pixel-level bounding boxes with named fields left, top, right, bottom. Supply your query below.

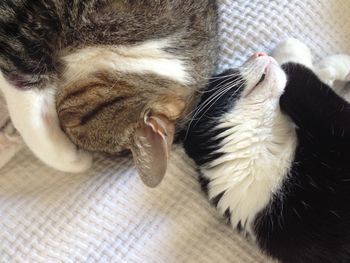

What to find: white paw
left=346, top=72, right=350, bottom=82
left=0, top=74, right=92, bottom=174
left=272, top=38, right=313, bottom=69
left=56, top=149, right=93, bottom=173
left=315, top=66, right=336, bottom=86
left=24, top=95, right=93, bottom=173
left=314, top=54, right=350, bottom=86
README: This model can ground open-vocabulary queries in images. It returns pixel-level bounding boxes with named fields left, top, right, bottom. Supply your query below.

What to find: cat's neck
left=201, top=98, right=297, bottom=232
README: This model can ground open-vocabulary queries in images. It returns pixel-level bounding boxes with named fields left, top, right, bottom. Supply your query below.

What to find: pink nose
left=251, top=52, right=268, bottom=59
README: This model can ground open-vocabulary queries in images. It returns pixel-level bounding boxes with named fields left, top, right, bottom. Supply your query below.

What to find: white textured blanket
left=1, top=1, right=350, bottom=262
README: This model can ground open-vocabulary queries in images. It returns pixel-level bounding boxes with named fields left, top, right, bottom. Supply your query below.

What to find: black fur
left=182, top=69, right=244, bottom=166
left=255, top=63, right=350, bottom=263
left=183, top=63, right=350, bottom=263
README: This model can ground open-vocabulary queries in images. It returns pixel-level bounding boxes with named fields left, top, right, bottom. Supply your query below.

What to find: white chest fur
left=201, top=98, right=297, bottom=233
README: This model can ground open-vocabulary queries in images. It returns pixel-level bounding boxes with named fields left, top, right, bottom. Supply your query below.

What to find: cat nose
left=251, top=52, right=268, bottom=59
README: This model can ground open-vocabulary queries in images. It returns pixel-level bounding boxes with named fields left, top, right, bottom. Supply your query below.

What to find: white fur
left=315, top=54, right=350, bottom=86
left=0, top=74, right=92, bottom=172
left=63, top=38, right=192, bottom=85
left=314, top=54, right=350, bottom=102
left=272, top=38, right=314, bottom=69
left=202, top=57, right=297, bottom=233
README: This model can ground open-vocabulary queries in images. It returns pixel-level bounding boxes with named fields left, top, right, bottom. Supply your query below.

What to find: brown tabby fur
left=57, top=71, right=190, bottom=154
left=56, top=0, right=218, bottom=157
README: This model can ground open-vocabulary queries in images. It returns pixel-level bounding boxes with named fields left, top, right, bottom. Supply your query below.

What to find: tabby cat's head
left=56, top=67, right=191, bottom=187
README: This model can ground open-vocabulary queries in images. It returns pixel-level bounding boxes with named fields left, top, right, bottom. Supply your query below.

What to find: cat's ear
left=131, top=111, right=175, bottom=188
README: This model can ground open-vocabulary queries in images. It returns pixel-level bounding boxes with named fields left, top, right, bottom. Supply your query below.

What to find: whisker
left=186, top=65, right=254, bottom=120
left=184, top=64, right=250, bottom=93
left=183, top=64, right=257, bottom=140
left=186, top=77, right=243, bottom=121
left=194, top=81, right=244, bottom=124
left=183, top=79, right=245, bottom=140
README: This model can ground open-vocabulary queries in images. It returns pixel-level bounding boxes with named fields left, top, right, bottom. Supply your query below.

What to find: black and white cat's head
left=184, top=52, right=297, bottom=232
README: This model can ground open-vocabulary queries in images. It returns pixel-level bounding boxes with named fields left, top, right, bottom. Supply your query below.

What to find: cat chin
left=241, top=56, right=287, bottom=101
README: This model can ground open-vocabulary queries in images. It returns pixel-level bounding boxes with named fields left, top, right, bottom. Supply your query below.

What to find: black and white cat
left=183, top=38, right=350, bottom=263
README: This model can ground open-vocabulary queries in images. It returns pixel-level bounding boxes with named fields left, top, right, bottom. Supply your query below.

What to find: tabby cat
left=0, top=0, right=217, bottom=187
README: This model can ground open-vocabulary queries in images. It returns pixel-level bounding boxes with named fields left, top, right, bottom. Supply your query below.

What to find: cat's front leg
left=272, top=38, right=313, bottom=69
left=0, top=73, right=92, bottom=173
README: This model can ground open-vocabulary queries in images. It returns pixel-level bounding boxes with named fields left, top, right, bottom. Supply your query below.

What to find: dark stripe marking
left=80, top=96, right=128, bottom=125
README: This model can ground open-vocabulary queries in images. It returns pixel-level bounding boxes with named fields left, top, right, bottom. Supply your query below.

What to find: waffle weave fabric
left=1, top=0, right=350, bottom=262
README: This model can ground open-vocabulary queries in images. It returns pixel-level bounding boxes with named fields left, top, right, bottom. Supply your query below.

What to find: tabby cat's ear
left=131, top=111, right=175, bottom=188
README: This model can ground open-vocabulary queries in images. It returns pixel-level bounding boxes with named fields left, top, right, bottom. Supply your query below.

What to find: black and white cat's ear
left=131, top=112, right=175, bottom=188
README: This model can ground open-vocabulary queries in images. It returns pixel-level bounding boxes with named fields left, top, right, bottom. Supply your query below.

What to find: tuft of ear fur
left=131, top=111, right=175, bottom=188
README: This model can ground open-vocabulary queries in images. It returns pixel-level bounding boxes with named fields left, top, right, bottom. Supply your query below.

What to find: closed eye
left=256, top=73, right=266, bottom=87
